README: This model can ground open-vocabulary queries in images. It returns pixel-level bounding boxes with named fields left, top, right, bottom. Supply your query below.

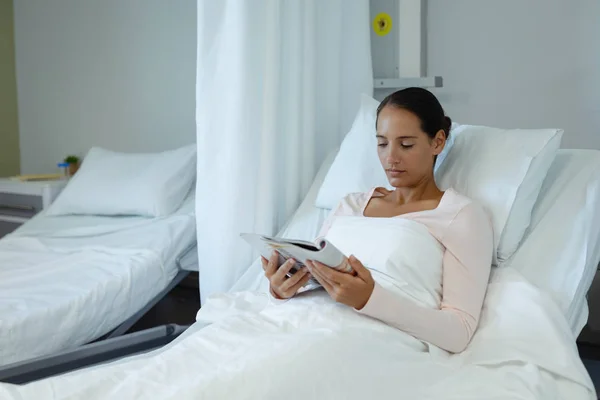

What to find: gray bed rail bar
left=0, top=324, right=188, bottom=385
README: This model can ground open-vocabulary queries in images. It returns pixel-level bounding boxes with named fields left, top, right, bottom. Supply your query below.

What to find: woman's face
left=376, top=106, right=446, bottom=188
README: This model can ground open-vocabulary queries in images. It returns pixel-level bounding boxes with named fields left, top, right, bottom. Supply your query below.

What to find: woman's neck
left=390, top=175, right=443, bottom=205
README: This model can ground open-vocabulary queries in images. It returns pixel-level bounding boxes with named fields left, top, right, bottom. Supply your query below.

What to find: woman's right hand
left=261, top=251, right=311, bottom=299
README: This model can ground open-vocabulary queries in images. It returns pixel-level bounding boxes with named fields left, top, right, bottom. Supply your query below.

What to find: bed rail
left=0, top=324, right=188, bottom=385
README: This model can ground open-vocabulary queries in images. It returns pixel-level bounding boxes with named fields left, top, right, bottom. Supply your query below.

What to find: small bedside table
left=0, top=178, right=67, bottom=238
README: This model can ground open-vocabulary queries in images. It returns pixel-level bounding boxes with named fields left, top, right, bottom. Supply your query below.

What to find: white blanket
left=0, top=269, right=593, bottom=399
left=0, top=218, right=593, bottom=399
left=0, top=238, right=170, bottom=366
left=326, top=216, right=444, bottom=309
left=0, top=205, right=195, bottom=366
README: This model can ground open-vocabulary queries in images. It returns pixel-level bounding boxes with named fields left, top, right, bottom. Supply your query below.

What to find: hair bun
left=443, top=116, right=452, bottom=139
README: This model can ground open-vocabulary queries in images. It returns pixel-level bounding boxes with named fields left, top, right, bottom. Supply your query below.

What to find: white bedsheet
left=0, top=268, right=593, bottom=399
left=0, top=198, right=196, bottom=367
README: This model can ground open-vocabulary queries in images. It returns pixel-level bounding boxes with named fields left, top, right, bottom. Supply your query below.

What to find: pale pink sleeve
left=316, top=194, right=358, bottom=238
left=317, top=206, right=340, bottom=239
left=357, top=203, right=493, bottom=353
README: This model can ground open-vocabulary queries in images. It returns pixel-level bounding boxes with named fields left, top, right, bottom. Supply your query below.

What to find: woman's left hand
left=306, top=255, right=375, bottom=310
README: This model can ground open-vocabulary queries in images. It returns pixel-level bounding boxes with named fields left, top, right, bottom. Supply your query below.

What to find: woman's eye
left=401, top=144, right=414, bottom=149
left=377, top=143, right=388, bottom=147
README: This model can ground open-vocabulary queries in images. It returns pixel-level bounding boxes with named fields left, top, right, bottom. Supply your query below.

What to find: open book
left=240, top=233, right=352, bottom=285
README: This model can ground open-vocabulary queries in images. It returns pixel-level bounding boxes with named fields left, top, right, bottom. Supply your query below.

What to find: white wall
left=370, top=0, right=400, bottom=79
left=427, top=0, right=600, bottom=150
left=14, top=0, right=197, bottom=174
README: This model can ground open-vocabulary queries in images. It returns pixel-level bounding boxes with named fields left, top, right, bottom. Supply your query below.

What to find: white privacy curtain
left=196, top=0, right=373, bottom=303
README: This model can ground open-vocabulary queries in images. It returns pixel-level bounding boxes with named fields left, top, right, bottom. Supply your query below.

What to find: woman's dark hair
left=376, top=87, right=452, bottom=140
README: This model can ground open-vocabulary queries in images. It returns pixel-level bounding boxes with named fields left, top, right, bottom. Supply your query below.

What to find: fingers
left=284, top=273, right=312, bottom=298
left=311, top=261, right=352, bottom=285
left=306, top=261, right=337, bottom=292
left=269, top=258, right=298, bottom=299
left=348, top=255, right=371, bottom=281
left=280, top=266, right=308, bottom=289
left=297, top=272, right=313, bottom=287
left=269, top=284, right=285, bottom=300
left=308, top=261, right=336, bottom=285
left=307, top=262, right=335, bottom=294
left=279, top=268, right=311, bottom=297
left=272, top=258, right=297, bottom=282
left=263, top=251, right=279, bottom=277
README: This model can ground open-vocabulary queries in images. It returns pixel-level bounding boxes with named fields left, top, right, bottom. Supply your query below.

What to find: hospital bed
left=0, top=193, right=197, bottom=367
left=0, top=147, right=599, bottom=398
left=237, top=147, right=600, bottom=336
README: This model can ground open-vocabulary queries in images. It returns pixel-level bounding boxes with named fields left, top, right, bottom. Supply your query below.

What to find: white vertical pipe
left=398, top=0, right=424, bottom=77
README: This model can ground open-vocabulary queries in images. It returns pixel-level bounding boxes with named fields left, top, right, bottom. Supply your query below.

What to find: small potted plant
left=64, top=155, right=81, bottom=176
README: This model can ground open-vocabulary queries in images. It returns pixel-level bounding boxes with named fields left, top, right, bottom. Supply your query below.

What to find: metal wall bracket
left=373, top=76, right=443, bottom=90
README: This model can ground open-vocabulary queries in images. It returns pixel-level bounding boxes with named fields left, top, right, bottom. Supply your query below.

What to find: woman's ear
left=432, top=129, right=446, bottom=155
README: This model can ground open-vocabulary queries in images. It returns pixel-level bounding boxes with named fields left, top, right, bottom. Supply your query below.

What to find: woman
left=262, top=88, right=493, bottom=353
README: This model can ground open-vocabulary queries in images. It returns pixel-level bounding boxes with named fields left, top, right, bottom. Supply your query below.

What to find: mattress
left=0, top=196, right=196, bottom=367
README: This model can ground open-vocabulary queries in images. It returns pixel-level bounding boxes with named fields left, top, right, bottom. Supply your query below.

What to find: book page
left=240, top=233, right=347, bottom=271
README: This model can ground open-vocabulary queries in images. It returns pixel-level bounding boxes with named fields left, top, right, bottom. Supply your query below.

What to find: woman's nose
left=386, top=146, right=402, bottom=165
left=386, top=156, right=401, bottom=167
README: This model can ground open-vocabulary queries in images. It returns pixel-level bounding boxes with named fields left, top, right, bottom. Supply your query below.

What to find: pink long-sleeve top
left=318, top=187, right=494, bottom=353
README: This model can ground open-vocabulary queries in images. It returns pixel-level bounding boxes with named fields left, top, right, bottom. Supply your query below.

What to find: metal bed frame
left=0, top=243, right=199, bottom=385
left=0, top=324, right=189, bottom=384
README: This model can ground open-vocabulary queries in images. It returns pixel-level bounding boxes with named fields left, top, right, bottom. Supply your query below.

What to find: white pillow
left=315, top=95, right=385, bottom=209
left=315, top=94, right=455, bottom=209
left=501, top=149, right=600, bottom=330
left=435, top=125, right=563, bottom=264
left=316, top=94, right=562, bottom=265
left=47, top=145, right=197, bottom=217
